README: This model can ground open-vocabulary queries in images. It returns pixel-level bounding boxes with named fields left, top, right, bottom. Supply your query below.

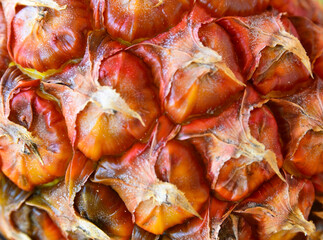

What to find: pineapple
left=0, top=0, right=322, bottom=239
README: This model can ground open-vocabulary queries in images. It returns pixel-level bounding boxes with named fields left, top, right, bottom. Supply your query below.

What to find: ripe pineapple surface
left=0, top=0, right=322, bottom=239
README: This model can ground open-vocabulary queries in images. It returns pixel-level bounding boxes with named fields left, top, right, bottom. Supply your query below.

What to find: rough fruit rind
left=0, top=0, right=322, bottom=239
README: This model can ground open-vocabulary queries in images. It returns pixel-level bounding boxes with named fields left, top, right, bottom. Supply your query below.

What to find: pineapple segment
left=179, top=87, right=284, bottom=201
left=75, top=181, right=134, bottom=240
left=269, top=78, right=323, bottom=177
left=290, top=16, right=323, bottom=79
left=218, top=214, right=256, bottom=240
left=65, top=150, right=96, bottom=201
left=133, top=5, right=245, bottom=123
left=312, top=173, right=323, bottom=193
left=94, top=116, right=209, bottom=234
left=44, top=31, right=160, bottom=160
left=12, top=204, right=65, bottom=240
left=218, top=13, right=312, bottom=95
left=26, top=181, right=111, bottom=240
left=0, top=66, right=72, bottom=191
left=90, top=0, right=194, bottom=42
left=165, top=197, right=235, bottom=240
left=2, top=0, right=92, bottom=72
left=0, top=173, right=32, bottom=240
left=131, top=225, right=159, bottom=240
left=0, top=4, right=9, bottom=76
left=235, top=174, right=316, bottom=240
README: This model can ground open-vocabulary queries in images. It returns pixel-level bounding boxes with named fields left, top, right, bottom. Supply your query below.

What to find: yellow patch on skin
left=10, top=59, right=81, bottom=80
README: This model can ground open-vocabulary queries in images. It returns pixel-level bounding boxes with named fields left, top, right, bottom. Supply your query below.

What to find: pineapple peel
left=0, top=2, right=321, bottom=239
left=65, top=151, right=96, bottom=203
left=1, top=0, right=66, bottom=11
left=152, top=0, right=163, bottom=8
left=262, top=150, right=285, bottom=182
left=181, top=129, right=284, bottom=185
left=271, top=78, right=323, bottom=131
left=238, top=206, right=315, bottom=237
left=0, top=66, right=73, bottom=191
left=91, top=86, right=145, bottom=126
left=272, top=29, right=313, bottom=78
left=134, top=9, right=245, bottom=102
left=233, top=134, right=285, bottom=182
left=94, top=154, right=204, bottom=234
left=236, top=88, right=284, bottom=182
left=282, top=207, right=316, bottom=236
left=93, top=117, right=208, bottom=233
left=41, top=30, right=156, bottom=156
left=143, top=181, right=201, bottom=219
left=26, top=182, right=111, bottom=240
left=184, top=46, right=245, bottom=87
left=179, top=87, right=285, bottom=196
left=269, top=79, right=323, bottom=176
left=235, top=175, right=316, bottom=239
left=0, top=173, right=32, bottom=240
left=314, top=196, right=323, bottom=219
left=228, top=13, right=313, bottom=79
left=145, top=34, right=243, bottom=91
left=0, top=122, right=44, bottom=165
left=61, top=64, right=144, bottom=125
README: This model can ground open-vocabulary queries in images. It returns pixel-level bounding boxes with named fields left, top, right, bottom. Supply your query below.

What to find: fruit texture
left=90, top=0, right=194, bottom=43
left=179, top=87, right=284, bottom=201
left=0, top=0, right=322, bottom=239
left=3, top=0, right=92, bottom=72
left=0, top=66, right=72, bottom=191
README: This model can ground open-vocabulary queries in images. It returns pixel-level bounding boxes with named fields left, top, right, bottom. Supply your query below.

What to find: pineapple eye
left=4, top=0, right=92, bottom=72
left=0, top=66, right=73, bottom=191
left=90, top=0, right=194, bottom=42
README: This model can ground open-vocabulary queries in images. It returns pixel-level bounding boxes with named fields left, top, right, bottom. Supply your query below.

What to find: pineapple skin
left=0, top=0, right=322, bottom=240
